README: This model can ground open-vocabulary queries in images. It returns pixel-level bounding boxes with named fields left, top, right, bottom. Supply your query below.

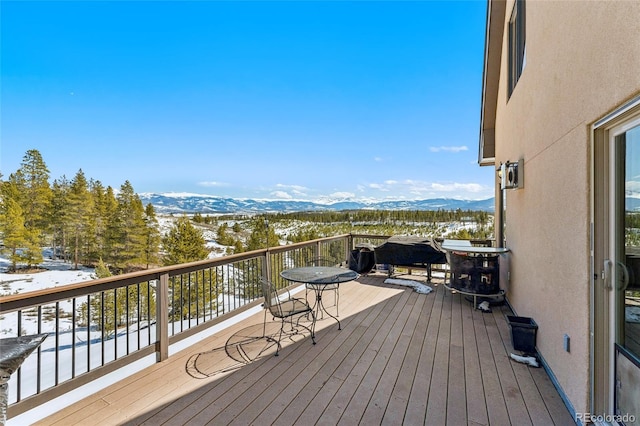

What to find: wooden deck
left=36, top=272, right=575, bottom=425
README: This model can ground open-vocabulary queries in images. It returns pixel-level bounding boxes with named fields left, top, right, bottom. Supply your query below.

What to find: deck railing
left=1, top=234, right=370, bottom=418
left=0, top=233, right=489, bottom=419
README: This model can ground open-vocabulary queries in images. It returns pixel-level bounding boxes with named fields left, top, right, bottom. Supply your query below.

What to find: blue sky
left=1, top=1, right=493, bottom=203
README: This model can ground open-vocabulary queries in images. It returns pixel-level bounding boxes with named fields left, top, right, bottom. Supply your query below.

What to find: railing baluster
left=136, top=282, right=141, bottom=351
left=101, top=291, right=105, bottom=366
left=37, top=306, right=42, bottom=395
left=148, top=281, right=152, bottom=345
left=180, top=275, right=184, bottom=333
left=170, top=277, right=175, bottom=336
left=86, top=294, right=90, bottom=376
left=55, top=301, right=60, bottom=385
left=72, top=298, right=76, bottom=379
left=208, top=268, right=213, bottom=320
left=1, top=235, right=368, bottom=416
left=113, top=288, right=117, bottom=360
left=16, top=311, right=22, bottom=402
left=125, top=284, right=130, bottom=355
left=195, top=270, right=199, bottom=325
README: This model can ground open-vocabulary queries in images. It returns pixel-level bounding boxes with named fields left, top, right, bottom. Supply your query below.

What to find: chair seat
left=274, top=297, right=313, bottom=317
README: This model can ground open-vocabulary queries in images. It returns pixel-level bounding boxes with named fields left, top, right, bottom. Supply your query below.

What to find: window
left=508, top=0, right=526, bottom=97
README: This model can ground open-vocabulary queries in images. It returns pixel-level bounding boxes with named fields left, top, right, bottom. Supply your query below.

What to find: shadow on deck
left=35, top=272, right=575, bottom=425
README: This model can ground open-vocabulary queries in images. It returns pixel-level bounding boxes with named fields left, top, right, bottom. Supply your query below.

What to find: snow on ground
left=0, top=254, right=96, bottom=336
left=0, top=249, right=266, bottom=425
left=1, top=221, right=482, bottom=424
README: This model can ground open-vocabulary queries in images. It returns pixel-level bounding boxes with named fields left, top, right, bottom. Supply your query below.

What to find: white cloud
left=198, top=181, right=230, bottom=187
left=373, top=157, right=383, bottom=162
left=627, top=179, right=640, bottom=197
left=270, top=191, right=293, bottom=199
left=430, top=182, right=484, bottom=193
left=364, top=178, right=491, bottom=200
left=329, top=191, right=355, bottom=199
left=368, top=183, right=389, bottom=191
left=429, top=146, right=469, bottom=153
left=275, top=183, right=307, bottom=192
left=274, top=183, right=308, bottom=197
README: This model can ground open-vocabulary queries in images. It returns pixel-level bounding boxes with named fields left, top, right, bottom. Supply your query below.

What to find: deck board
left=333, top=290, right=412, bottom=425
left=446, top=288, right=467, bottom=426
left=462, top=294, right=488, bottom=426
left=473, top=302, right=511, bottom=425
left=360, top=291, right=422, bottom=424
left=485, top=309, right=532, bottom=425
left=403, top=281, right=442, bottom=425
left=425, top=284, right=451, bottom=425
left=31, top=273, right=574, bottom=426
left=491, top=307, right=554, bottom=426
left=283, top=292, right=398, bottom=425
left=379, top=288, right=430, bottom=425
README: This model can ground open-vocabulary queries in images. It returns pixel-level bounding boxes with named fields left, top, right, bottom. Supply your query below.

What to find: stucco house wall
left=490, top=0, right=640, bottom=415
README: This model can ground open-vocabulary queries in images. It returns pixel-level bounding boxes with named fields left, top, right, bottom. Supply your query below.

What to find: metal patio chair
left=261, top=278, right=316, bottom=356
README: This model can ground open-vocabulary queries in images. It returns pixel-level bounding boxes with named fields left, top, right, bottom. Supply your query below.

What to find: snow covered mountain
left=138, top=193, right=495, bottom=214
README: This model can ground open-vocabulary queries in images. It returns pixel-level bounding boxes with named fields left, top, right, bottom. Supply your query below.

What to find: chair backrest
left=305, top=257, right=336, bottom=267
left=261, top=278, right=283, bottom=318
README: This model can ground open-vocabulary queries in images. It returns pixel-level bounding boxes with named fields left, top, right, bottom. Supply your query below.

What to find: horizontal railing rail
left=0, top=233, right=492, bottom=419
left=0, top=234, right=358, bottom=418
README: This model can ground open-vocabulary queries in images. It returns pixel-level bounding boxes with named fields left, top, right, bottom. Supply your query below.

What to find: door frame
left=591, top=95, right=640, bottom=415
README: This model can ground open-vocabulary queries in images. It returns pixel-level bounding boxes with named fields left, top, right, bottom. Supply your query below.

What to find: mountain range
left=138, top=193, right=496, bottom=214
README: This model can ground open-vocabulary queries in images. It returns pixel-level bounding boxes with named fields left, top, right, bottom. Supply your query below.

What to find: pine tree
left=108, top=181, right=147, bottom=272
left=13, top=149, right=53, bottom=235
left=245, top=217, right=279, bottom=251
left=101, top=186, right=119, bottom=265
left=216, top=222, right=233, bottom=245
left=94, top=258, right=112, bottom=278
left=67, top=170, right=93, bottom=269
left=50, top=177, right=70, bottom=261
left=232, top=239, right=245, bottom=254
left=86, top=179, right=107, bottom=264
left=21, top=226, right=44, bottom=267
left=1, top=197, right=27, bottom=271
left=162, top=216, right=213, bottom=321
left=142, top=203, right=161, bottom=268
left=162, top=216, right=208, bottom=265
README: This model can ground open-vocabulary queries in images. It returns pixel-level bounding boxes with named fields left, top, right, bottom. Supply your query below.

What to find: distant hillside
left=138, top=193, right=495, bottom=214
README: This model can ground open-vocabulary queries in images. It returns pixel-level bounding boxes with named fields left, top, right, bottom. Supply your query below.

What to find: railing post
left=346, top=235, right=354, bottom=266
left=263, top=250, right=271, bottom=282
left=156, top=273, right=169, bottom=362
left=264, top=218, right=271, bottom=282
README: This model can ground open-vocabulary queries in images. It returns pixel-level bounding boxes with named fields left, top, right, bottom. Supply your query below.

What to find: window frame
left=508, top=0, right=526, bottom=97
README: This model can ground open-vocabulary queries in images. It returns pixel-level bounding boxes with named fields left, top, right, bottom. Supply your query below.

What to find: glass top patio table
left=280, top=266, right=359, bottom=330
left=280, top=266, right=358, bottom=285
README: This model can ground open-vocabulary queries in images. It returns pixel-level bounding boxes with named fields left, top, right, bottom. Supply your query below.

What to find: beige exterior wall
left=492, top=0, right=640, bottom=414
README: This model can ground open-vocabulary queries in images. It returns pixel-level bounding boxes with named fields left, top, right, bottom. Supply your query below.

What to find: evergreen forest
left=1, top=149, right=494, bottom=275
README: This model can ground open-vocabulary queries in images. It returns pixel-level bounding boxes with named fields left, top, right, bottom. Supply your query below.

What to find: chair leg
left=275, top=321, right=286, bottom=356
left=293, top=312, right=316, bottom=345
left=262, top=309, right=267, bottom=338
left=270, top=311, right=318, bottom=357
left=308, top=310, right=316, bottom=344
